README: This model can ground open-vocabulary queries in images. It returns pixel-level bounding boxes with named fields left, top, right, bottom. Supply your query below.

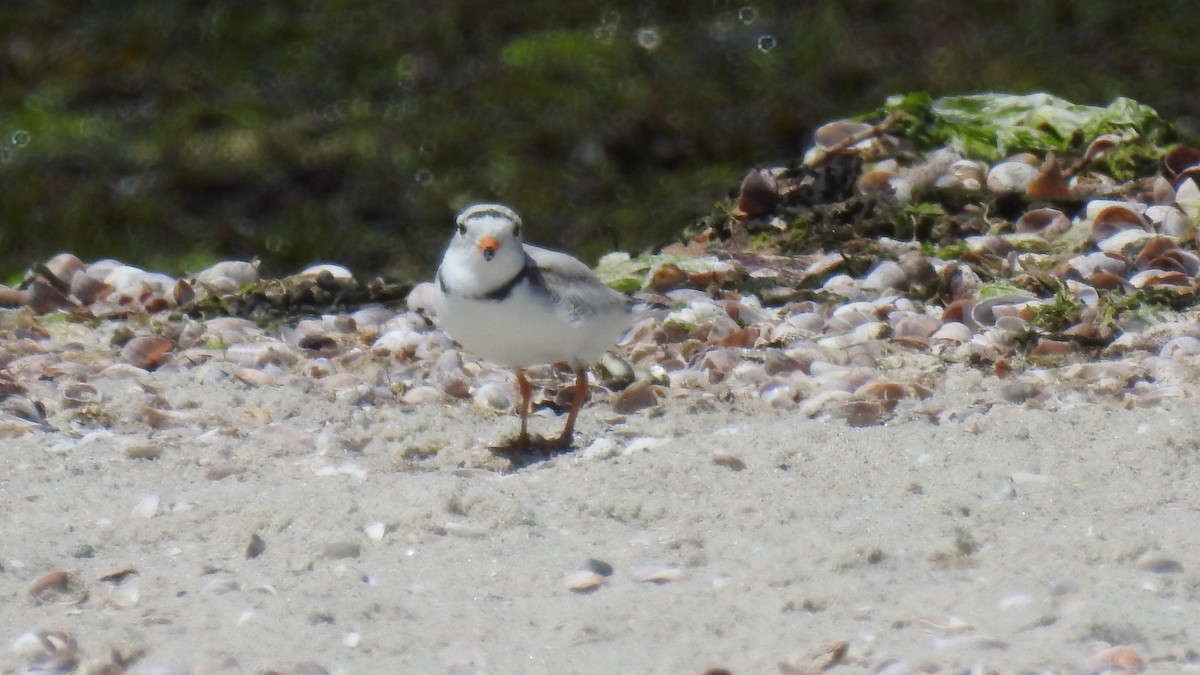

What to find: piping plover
left=435, top=203, right=631, bottom=450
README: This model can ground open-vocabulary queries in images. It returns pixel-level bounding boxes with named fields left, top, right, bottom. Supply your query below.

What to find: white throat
left=438, top=214, right=527, bottom=297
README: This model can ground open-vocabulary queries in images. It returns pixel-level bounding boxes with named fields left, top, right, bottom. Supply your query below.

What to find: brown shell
left=121, top=336, right=174, bottom=370
left=1015, top=207, right=1071, bottom=240
left=1090, top=204, right=1150, bottom=242
left=1163, top=146, right=1200, bottom=183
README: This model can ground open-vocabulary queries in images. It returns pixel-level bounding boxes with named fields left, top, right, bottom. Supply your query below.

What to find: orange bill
left=478, top=236, right=499, bottom=254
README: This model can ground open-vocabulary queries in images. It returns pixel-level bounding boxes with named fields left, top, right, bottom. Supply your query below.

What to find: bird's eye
left=512, top=223, right=521, bottom=237
left=456, top=224, right=466, bottom=236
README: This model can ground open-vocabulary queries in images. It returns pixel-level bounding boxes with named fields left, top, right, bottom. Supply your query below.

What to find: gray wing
left=525, top=245, right=629, bottom=322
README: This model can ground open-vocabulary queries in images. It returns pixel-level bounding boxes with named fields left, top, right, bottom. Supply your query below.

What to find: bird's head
left=440, top=203, right=527, bottom=288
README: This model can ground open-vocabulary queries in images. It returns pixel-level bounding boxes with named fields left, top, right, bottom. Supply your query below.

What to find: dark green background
left=2, top=1, right=1197, bottom=281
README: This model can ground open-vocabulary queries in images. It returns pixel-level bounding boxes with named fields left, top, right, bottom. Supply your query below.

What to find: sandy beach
left=3, top=328, right=1198, bottom=674
left=5, top=6, right=1200, bottom=673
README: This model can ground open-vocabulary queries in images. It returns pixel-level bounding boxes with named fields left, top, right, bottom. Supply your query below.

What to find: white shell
left=986, top=161, right=1039, bottom=194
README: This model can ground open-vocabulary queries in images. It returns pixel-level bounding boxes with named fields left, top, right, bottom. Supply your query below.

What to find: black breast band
left=440, top=261, right=544, bottom=301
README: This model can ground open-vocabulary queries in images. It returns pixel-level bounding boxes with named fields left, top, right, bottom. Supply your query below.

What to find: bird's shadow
left=488, top=435, right=577, bottom=471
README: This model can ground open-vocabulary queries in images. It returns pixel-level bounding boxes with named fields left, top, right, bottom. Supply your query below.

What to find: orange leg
left=516, top=370, right=533, bottom=448
left=551, top=367, right=588, bottom=449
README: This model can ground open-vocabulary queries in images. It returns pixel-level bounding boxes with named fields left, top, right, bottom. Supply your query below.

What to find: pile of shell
left=0, top=255, right=408, bottom=319
left=635, top=113, right=1200, bottom=423
left=2, top=243, right=1198, bottom=446
left=4, top=106, right=1200, bottom=432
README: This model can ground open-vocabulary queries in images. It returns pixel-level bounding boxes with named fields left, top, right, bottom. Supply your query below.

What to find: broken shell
left=986, top=161, right=1039, bottom=194
left=649, top=262, right=689, bottom=292
left=968, top=293, right=1037, bottom=330
left=30, top=570, right=88, bottom=605
left=121, top=335, right=174, bottom=370
left=1134, top=236, right=1195, bottom=272
left=596, top=352, right=636, bottom=390
left=826, top=399, right=886, bottom=427
left=1026, top=153, right=1070, bottom=198
left=861, top=260, right=907, bottom=292
left=43, top=252, right=85, bottom=284
left=931, top=321, right=972, bottom=344
left=98, top=567, right=138, bottom=583
left=1152, top=175, right=1177, bottom=205
left=27, top=279, right=76, bottom=313
left=1160, top=336, right=1200, bottom=360
left=246, top=533, right=267, bottom=559
left=473, top=379, right=515, bottom=413
left=778, top=640, right=850, bottom=674
left=235, top=367, right=279, bottom=387
left=733, top=168, right=779, bottom=219
left=1068, top=251, right=1128, bottom=277
left=1014, top=207, right=1071, bottom=241
left=10, top=630, right=79, bottom=671
left=142, top=406, right=195, bottom=429
left=60, top=382, right=100, bottom=409
left=123, top=443, right=164, bottom=460
left=763, top=348, right=806, bottom=375
left=856, top=379, right=929, bottom=405
left=1086, top=645, right=1144, bottom=670
left=1084, top=270, right=1128, bottom=291
left=225, top=342, right=300, bottom=368
left=857, top=165, right=898, bottom=195
left=1178, top=178, right=1200, bottom=218
left=891, top=313, right=941, bottom=342
left=1082, top=134, right=1122, bottom=163
left=241, top=407, right=272, bottom=424
left=194, top=260, right=260, bottom=293
left=372, top=328, right=423, bottom=357
left=917, top=614, right=974, bottom=633
left=67, top=269, right=111, bottom=305
left=296, top=263, right=354, bottom=280
left=1096, top=228, right=1155, bottom=256
left=200, top=577, right=241, bottom=594
left=711, top=452, right=746, bottom=471
left=563, top=570, right=608, bottom=593
left=364, top=522, right=387, bottom=541
left=946, top=158, right=986, bottom=188
left=101, top=572, right=141, bottom=609
left=1150, top=205, right=1194, bottom=238
left=632, top=563, right=684, bottom=584
left=612, top=379, right=658, bottom=413
left=1090, top=203, right=1150, bottom=242
left=1162, top=146, right=1200, bottom=183
left=173, top=278, right=196, bottom=306
left=401, top=386, right=443, bottom=405
left=1128, top=269, right=1191, bottom=288
left=813, top=120, right=875, bottom=151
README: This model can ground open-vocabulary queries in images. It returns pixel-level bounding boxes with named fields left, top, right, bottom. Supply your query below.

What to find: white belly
left=438, top=284, right=626, bottom=368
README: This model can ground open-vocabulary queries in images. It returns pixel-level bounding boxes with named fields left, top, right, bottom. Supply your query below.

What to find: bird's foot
left=547, top=430, right=574, bottom=450
left=490, top=431, right=575, bottom=454
left=490, top=432, right=534, bottom=453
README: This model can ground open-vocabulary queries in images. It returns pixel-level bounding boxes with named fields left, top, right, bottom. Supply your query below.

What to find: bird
left=434, top=203, right=631, bottom=451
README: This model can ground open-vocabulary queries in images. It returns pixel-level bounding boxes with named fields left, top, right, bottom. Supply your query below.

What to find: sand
left=2, top=353, right=1198, bottom=675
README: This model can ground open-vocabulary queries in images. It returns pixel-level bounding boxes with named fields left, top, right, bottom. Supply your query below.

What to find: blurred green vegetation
left=1, top=1, right=1198, bottom=281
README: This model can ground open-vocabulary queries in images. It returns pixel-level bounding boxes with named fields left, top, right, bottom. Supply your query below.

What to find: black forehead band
left=461, top=207, right=519, bottom=225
